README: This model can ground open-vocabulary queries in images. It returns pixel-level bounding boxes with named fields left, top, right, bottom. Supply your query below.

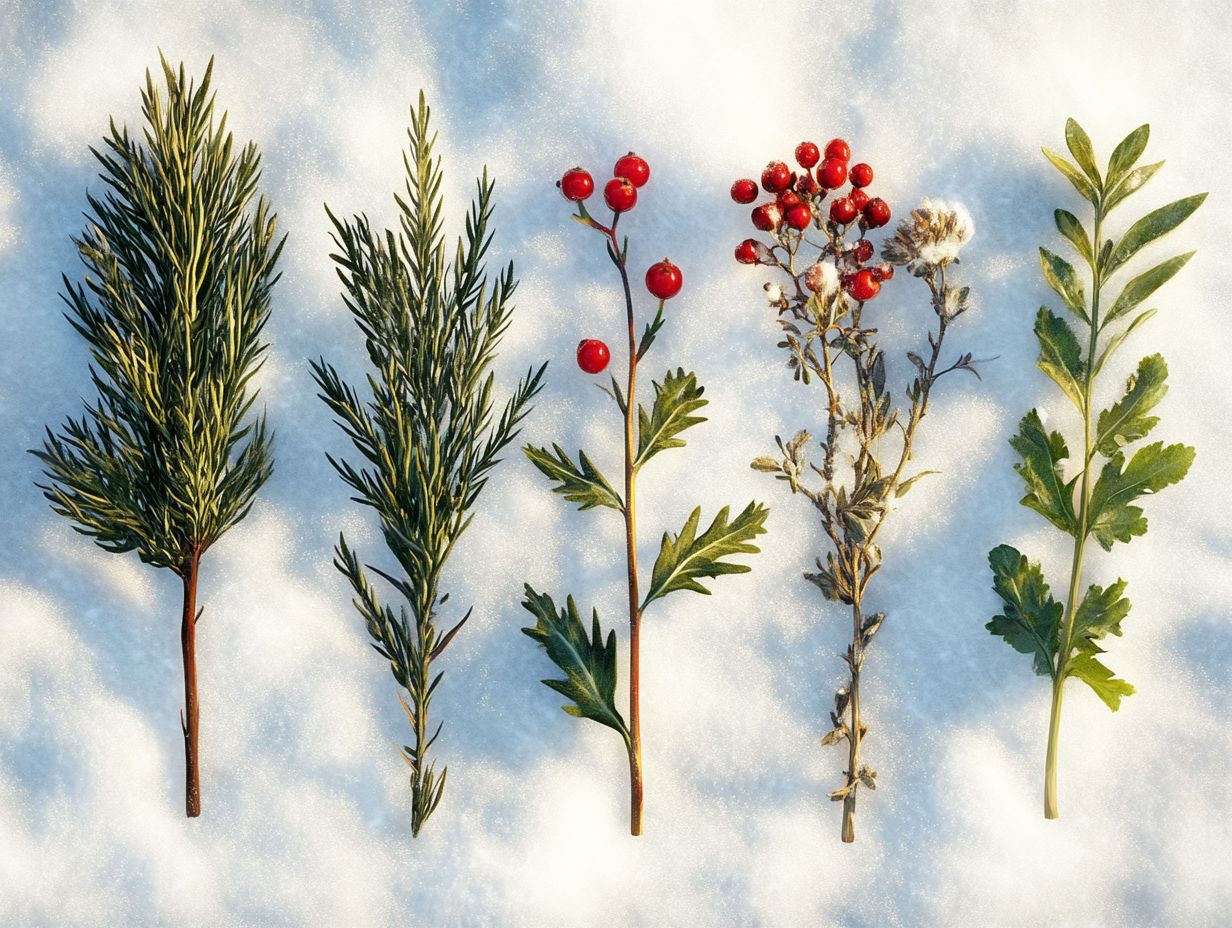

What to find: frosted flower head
left=804, top=261, right=840, bottom=297
left=882, top=198, right=974, bottom=269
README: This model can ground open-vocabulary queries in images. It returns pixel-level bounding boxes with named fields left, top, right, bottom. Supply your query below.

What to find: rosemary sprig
left=312, top=92, right=545, bottom=836
left=32, top=55, right=280, bottom=817
left=988, top=119, right=1202, bottom=819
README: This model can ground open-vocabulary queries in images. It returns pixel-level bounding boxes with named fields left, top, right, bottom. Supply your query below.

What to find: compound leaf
left=524, top=443, right=622, bottom=511
left=1087, top=441, right=1194, bottom=550
left=642, top=502, right=768, bottom=607
left=635, top=368, right=708, bottom=468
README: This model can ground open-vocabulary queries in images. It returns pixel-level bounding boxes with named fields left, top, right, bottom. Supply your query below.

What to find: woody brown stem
left=180, top=549, right=202, bottom=818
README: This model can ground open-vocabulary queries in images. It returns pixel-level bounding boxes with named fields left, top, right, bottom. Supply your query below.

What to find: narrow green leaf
left=1010, top=408, right=1077, bottom=535
left=523, top=443, right=623, bottom=511
left=520, top=586, right=629, bottom=739
left=1055, top=209, right=1093, bottom=268
left=1106, top=194, right=1207, bottom=277
left=635, top=368, right=708, bottom=469
left=1106, top=124, right=1149, bottom=187
left=1103, top=252, right=1194, bottom=327
left=642, top=502, right=769, bottom=607
left=986, top=545, right=1062, bottom=678
left=1066, top=653, right=1134, bottom=711
left=1092, top=309, right=1157, bottom=378
left=1039, top=249, right=1088, bottom=321
left=1042, top=147, right=1098, bottom=205
left=1088, top=441, right=1194, bottom=550
left=1094, top=354, right=1168, bottom=457
left=1034, top=307, right=1087, bottom=412
left=1064, top=117, right=1102, bottom=189
left=1104, top=161, right=1163, bottom=212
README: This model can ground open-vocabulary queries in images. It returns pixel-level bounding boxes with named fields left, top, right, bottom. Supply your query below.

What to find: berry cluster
left=558, top=154, right=683, bottom=373
left=731, top=138, right=893, bottom=303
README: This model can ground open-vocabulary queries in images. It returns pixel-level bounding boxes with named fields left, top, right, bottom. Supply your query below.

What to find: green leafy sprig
left=522, top=167, right=767, bottom=836
left=33, top=55, right=280, bottom=818
left=312, top=92, right=545, bottom=836
left=987, top=119, right=1202, bottom=819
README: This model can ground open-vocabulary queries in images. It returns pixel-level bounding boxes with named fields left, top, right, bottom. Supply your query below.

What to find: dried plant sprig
left=735, top=138, right=983, bottom=842
left=312, top=92, right=545, bottom=836
left=987, top=119, right=1202, bottom=819
left=522, top=157, right=767, bottom=836
left=32, top=55, right=280, bottom=817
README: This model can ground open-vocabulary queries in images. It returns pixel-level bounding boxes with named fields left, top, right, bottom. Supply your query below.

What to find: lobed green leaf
left=642, top=502, right=769, bottom=608
left=1094, top=354, right=1168, bottom=457
left=1066, top=653, right=1134, bottom=710
left=1034, top=307, right=1087, bottom=412
left=523, top=443, right=623, bottom=512
left=635, top=368, right=708, bottom=469
left=986, top=545, right=1062, bottom=678
left=1010, top=409, right=1077, bottom=535
left=1087, top=441, right=1194, bottom=550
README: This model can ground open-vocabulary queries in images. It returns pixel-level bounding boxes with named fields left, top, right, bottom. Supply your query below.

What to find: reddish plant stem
left=180, top=548, right=202, bottom=818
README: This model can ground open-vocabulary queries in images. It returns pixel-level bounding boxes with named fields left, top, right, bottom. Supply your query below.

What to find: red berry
left=731, top=178, right=758, bottom=203
left=818, top=158, right=847, bottom=189
left=872, top=263, right=894, bottom=281
left=735, top=239, right=761, bottom=264
left=824, top=138, right=851, bottom=162
left=849, top=188, right=870, bottom=211
left=849, top=162, right=874, bottom=188
left=785, top=203, right=812, bottom=230
left=776, top=190, right=801, bottom=210
left=863, top=197, right=891, bottom=228
left=761, top=161, right=792, bottom=193
left=847, top=268, right=880, bottom=302
left=853, top=239, right=874, bottom=263
left=751, top=203, right=782, bottom=231
left=614, top=152, right=650, bottom=188
left=645, top=259, right=683, bottom=300
left=796, top=175, right=820, bottom=196
left=829, top=197, right=858, bottom=224
left=559, top=167, right=594, bottom=201
left=795, top=141, right=820, bottom=169
left=577, top=339, right=610, bottom=374
left=604, top=177, right=637, bottom=212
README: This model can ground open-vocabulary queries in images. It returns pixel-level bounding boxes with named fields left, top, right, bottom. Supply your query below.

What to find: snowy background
left=1, top=1, right=1230, bottom=925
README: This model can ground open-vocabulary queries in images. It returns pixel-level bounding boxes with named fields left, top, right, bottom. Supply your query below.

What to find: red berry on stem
left=731, top=178, right=758, bottom=203
left=824, top=138, right=851, bottom=162
left=853, top=238, right=874, bottom=263
left=577, top=339, right=611, bottom=374
left=735, top=239, right=760, bottom=264
left=818, top=158, right=847, bottom=189
left=795, top=141, right=820, bottom=169
left=786, top=203, right=812, bottom=230
left=872, top=263, right=894, bottom=281
left=797, top=174, right=820, bottom=196
left=776, top=190, right=801, bottom=210
left=761, top=160, right=792, bottom=193
left=849, top=162, right=874, bottom=188
left=751, top=202, right=782, bottom=231
left=848, top=268, right=881, bottom=301
left=614, top=152, right=650, bottom=187
left=559, top=167, right=594, bottom=201
left=829, top=197, right=858, bottom=225
left=849, top=188, right=870, bottom=211
left=645, top=259, right=683, bottom=299
left=604, top=177, right=637, bottom=212
left=864, top=197, right=891, bottom=228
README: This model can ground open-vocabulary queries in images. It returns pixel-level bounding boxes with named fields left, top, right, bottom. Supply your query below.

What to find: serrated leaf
left=1103, top=252, right=1194, bottom=327
left=523, top=443, right=622, bottom=511
left=1105, top=193, right=1207, bottom=277
left=642, top=501, right=768, bottom=607
left=1066, top=653, right=1134, bottom=711
left=986, top=545, right=1062, bottom=678
left=1043, top=147, right=1097, bottom=204
left=1094, top=354, right=1168, bottom=457
left=1092, top=309, right=1157, bottom=378
left=1087, top=441, right=1194, bottom=550
left=1011, top=409, right=1077, bottom=535
left=1070, top=578, right=1131, bottom=656
left=1039, top=249, right=1088, bottom=321
left=635, top=368, right=708, bottom=469
left=1104, top=161, right=1163, bottom=212
left=1034, top=307, right=1087, bottom=412
left=1055, top=209, right=1093, bottom=268
left=520, top=585, right=629, bottom=739
left=1106, top=124, right=1149, bottom=187
left=1064, top=118, right=1102, bottom=189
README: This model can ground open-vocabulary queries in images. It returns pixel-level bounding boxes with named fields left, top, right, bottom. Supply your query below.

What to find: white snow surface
left=0, top=1, right=1230, bottom=926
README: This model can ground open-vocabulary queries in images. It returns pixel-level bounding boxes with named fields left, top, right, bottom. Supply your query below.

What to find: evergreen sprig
left=522, top=167, right=767, bottom=836
left=987, top=119, right=1202, bottom=819
left=312, top=92, right=545, bottom=836
left=33, top=55, right=280, bottom=817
